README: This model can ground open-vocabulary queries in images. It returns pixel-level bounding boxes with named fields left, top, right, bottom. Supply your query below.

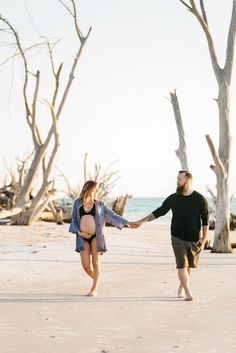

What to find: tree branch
left=58, top=0, right=74, bottom=17
left=200, top=0, right=208, bottom=25
left=70, top=0, right=85, bottom=42
left=0, top=15, right=32, bottom=118
left=178, top=1, right=222, bottom=83
left=56, top=1, right=91, bottom=118
left=179, top=0, right=193, bottom=11
left=31, top=70, right=43, bottom=147
left=59, top=0, right=86, bottom=42
left=84, top=152, right=88, bottom=182
left=170, top=90, right=189, bottom=170
left=205, top=134, right=226, bottom=177
left=224, top=0, right=236, bottom=84
left=0, top=204, right=30, bottom=219
left=0, top=40, right=47, bottom=68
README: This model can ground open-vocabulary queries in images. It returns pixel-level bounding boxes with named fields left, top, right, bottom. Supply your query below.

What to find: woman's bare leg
left=80, top=241, right=94, bottom=279
left=87, top=239, right=101, bottom=297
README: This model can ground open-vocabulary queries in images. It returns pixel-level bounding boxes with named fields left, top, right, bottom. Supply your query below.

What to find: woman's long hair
left=79, top=180, right=98, bottom=203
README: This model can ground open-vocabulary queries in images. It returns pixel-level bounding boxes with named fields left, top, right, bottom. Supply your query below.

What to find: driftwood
left=209, top=213, right=236, bottom=231
left=105, top=194, right=132, bottom=227
left=0, top=205, right=29, bottom=219
left=0, top=190, right=15, bottom=210
left=206, top=186, right=236, bottom=231
left=111, top=194, right=132, bottom=216
left=204, top=240, right=236, bottom=251
left=39, top=194, right=132, bottom=225
left=0, top=176, right=19, bottom=210
left=37, top=200, right=66, bottom=224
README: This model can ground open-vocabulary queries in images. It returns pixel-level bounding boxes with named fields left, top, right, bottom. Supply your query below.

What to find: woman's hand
left=78, top=231, right=91, bottom=239
left=127, top=221, right=142, bottom=229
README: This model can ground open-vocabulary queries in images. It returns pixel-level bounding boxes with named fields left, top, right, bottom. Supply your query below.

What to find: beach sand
left=0, top=222, right=236, bottom=353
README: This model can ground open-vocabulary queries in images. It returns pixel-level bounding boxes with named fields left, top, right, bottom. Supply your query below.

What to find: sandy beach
left=0, top=222, right=236, bottom=353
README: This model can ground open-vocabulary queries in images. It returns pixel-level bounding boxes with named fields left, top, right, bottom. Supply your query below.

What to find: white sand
left=0, top=222, right=236, bottom=353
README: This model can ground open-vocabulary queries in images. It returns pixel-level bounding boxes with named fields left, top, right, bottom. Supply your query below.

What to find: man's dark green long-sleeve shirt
left=152, top=191, right=209, bottom=242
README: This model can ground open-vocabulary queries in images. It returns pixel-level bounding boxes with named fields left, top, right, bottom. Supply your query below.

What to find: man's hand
left=128, top=221, right=142, bottom=229
left=196, top=237, right=207, bottom=247
left=197, top=225, right=208, bottom=248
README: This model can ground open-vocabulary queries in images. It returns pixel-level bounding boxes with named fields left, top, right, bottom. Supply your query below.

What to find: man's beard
left=176, top=185, right=185, bottom=195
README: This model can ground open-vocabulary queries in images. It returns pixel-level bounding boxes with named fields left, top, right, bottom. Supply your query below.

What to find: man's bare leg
left=178, top=267, right=192, bottom=298
left=178, top=267, right=193, bottom=301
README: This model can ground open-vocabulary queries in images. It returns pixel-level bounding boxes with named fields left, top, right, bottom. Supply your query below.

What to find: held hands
left=78, top=222, right=142, bottom=235
left=127, top=221, right=142, bottom=229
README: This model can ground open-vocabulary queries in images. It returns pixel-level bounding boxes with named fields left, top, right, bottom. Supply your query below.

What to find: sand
left=0, top=221, right=236, bottom=353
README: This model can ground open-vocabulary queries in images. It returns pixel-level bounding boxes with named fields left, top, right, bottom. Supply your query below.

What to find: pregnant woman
left=69, top=180, right=130, bottom=297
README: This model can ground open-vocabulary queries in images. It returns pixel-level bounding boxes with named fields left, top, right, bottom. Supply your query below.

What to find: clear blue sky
left=0, top=0, right=236, bottom=197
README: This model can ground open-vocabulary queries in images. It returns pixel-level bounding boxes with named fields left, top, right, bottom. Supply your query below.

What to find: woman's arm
left=68, top=201, right=80, bottom=234
left=103, top=203, right=128, bottom=229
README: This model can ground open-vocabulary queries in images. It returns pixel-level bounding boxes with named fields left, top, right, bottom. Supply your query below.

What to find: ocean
left=122, top=197, right=236, bottom=224
left=58, top=197, right=236, bottom=224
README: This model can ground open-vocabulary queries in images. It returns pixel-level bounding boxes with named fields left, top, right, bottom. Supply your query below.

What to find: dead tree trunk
left=0, top=1, right=91, bottom=224
left=179, top=0, right=236, bottom=252
left=169, top=90, right=189, bottom=171
left=112, top=194, right=131, bottom=216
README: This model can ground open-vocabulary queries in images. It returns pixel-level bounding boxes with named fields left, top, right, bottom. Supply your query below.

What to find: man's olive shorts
left=171, top=235, right=202, bottom=269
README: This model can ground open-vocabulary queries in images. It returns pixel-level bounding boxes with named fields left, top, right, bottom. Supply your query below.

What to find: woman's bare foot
left=86, top=290, right=98, bottom=297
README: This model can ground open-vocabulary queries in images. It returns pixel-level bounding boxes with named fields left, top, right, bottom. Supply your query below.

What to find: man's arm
left=130, top=196, right=172, bottom=228
left=197, top=225, right=208, bottom=246
left=197, top=196, right=209, bottom=246
left=131, top=213, right=156, bottom=228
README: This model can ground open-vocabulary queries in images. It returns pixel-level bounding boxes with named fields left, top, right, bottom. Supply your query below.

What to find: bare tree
left=169, top=90, right=189, bottom=171
left=0, top=1, right=91, bottom=224
left=41, top=154, right=129, bottom=222
left=179, top=0, right=236, bottom=253
left=83, top=154, right=121, bottom=200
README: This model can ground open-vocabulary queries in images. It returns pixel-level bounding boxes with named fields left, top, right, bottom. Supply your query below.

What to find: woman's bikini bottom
left=84, top=234, right=96, bottom=244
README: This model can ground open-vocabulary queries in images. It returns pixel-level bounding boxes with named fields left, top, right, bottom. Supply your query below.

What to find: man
left=133, top=171, right=209, bottom=301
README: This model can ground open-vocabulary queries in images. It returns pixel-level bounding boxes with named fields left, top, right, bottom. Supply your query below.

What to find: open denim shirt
left=69, top=199, right=128, bottom=253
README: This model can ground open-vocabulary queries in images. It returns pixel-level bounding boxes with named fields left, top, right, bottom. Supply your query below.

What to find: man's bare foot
left=178, top=285, right=185, bottom=298
left=86, top=290, right=98, bottom=297
left=184, top=296, right=193, bottom=301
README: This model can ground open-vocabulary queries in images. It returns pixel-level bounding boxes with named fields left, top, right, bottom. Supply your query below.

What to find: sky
left=0, top=0, right=236, bottom=198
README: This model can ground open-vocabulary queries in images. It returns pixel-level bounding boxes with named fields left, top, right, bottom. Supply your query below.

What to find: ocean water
left=58, top=197, right=236, bottom=224
left=123, top=197, right=236, bottom=224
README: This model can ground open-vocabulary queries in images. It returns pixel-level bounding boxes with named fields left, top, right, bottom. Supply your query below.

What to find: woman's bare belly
left=80, top=215, right=96, bottom=235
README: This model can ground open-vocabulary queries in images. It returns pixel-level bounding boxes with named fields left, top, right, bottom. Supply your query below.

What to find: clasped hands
left=78, top=230, right=93, bottom=239
left=127, top=221, right=142, bottom=229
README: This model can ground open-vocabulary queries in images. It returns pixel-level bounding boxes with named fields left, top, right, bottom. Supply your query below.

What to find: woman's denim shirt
left=69, top=199, right=128, bottom=253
